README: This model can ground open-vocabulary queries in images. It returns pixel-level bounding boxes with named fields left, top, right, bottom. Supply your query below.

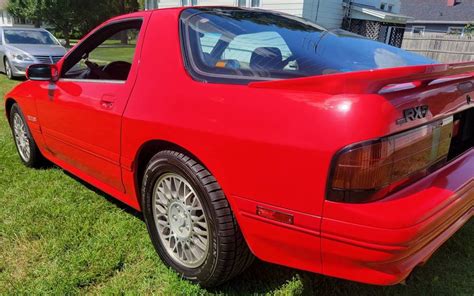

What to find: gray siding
left=147, top=0, right=345, bottom=29
left=156, top=0, right=181, bottom=8
left=303, top=0, right=344, bottom=29
left=355, top=0, right=401, bottom=13
left=147, top=0, right=306, bottom=17
left=260, top=0, right=305, bottom=17
left=198, top=0, right=235, bottom=6
left=153, top=0, right=304, bottom=15
left=315, top=0, right=344, bottom=29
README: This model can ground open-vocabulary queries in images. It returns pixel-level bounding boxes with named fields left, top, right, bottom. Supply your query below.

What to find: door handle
left=100, top=94, right=116, bottom=109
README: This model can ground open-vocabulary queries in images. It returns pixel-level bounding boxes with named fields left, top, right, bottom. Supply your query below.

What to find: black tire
left=4, top=58, right=15, bottom=80
left=141, top=150, right=254, bottom=287
left=9, top=103, right=45, bottom=167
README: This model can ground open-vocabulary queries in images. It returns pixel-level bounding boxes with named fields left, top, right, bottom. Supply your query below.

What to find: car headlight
left=11, top=52, right=34, bottom=62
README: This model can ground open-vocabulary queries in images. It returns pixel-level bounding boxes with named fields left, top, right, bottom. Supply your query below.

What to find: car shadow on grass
left=215, top=220, right=473, bottom=296
left=62, top=169, right=473, bottom=295
left=63, top=170, right=143, bottom=221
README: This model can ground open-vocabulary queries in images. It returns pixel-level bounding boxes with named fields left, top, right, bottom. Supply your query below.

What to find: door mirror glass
left=26, top=64, right=59, bottom=81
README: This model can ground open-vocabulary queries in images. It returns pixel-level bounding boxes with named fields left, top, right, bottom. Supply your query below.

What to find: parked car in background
left=0, top=27, right=66, bottom=79
left=4, top=7, right=474, bottom=287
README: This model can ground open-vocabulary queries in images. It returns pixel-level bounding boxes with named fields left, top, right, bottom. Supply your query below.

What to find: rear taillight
left=327, top=117, right=454, bottom=203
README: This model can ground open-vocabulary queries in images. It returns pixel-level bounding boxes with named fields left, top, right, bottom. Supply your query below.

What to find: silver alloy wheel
left=5, top=60, right=12, bottom=79
left=13, top=113, right=31, bottom=162
left=152, top=173, right=210, bottom=268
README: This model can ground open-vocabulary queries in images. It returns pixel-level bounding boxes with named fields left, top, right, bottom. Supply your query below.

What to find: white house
left=144, top=0, right=410, bottom=47
left=0, top=0, right=13, bottom=26
left=144, top=0, right=343, bottom=29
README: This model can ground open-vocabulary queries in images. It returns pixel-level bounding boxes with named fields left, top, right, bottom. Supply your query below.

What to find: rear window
left=180, top=8, right=435, bottom=84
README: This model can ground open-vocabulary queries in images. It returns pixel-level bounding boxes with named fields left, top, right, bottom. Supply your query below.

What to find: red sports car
left=4, top=7, right=473, bottom=287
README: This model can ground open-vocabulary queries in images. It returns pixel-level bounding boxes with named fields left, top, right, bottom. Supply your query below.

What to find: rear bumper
left=321, top=149, right=473, bottom=285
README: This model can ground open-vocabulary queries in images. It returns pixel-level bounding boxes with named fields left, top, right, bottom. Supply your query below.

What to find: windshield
left=181, top=8, right=435, bottom=83
left=4, top=30, right=59, bottom=45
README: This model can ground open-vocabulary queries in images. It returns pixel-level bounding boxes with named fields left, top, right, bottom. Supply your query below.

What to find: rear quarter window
left=180, top=8, right=435, bottom=84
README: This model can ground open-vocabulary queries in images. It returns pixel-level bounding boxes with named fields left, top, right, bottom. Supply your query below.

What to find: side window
left=220, top=32, right=296, bottom=71
left=412, top=26, right=425, bottom=35
left=181, top=9, right=327, bottom=82
left=89, top=29, right=139, bottom=66
left=62, top=21, right=142, bottom=81
left=447, top=27, right=464, bottom=35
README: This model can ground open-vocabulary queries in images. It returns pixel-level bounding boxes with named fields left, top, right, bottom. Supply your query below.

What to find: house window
left=387, top=4, right=393, bottom=12
left=412, top=26, right=425, bottom=35
left=447, top=27, right=464, bottom=36
left=237, top=0, right=260, bottom=7
left=380, top=3, right=386, bottom=10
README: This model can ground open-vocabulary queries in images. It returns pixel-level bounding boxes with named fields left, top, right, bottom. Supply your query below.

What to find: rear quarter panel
left=120, top=10, right=399, bottom=217
left=119, top=9, right=411, bottom=271
left=5, top=8, right=472, bottom=280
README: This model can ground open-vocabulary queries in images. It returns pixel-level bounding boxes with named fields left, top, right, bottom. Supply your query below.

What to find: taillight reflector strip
left=256, top=206, right=294, bottom=225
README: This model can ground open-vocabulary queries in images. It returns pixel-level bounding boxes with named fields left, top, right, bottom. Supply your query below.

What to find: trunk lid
left=251, top=61, right=474, bottom=165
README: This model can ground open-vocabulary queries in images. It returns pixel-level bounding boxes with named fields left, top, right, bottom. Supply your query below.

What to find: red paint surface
left=4, top=8, right=473, bottom=285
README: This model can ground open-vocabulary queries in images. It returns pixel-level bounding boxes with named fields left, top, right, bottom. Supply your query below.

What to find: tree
left=73, top=0, right=119, bottom=40
left=465, top=23, right=474, bottom=39
left=8, top=0, right=141, bottom=47
left=113, top=0, right=140, bottom=44
left=41, top=0, right=84, bottom=47
left=7, top=0, right=45, bottom=27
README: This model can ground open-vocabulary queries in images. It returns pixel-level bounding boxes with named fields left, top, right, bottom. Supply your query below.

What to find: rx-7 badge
left=396, top=105, right=429, bottom=125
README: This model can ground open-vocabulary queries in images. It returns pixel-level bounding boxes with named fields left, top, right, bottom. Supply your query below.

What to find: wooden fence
left=402, top=34, right=474, bottom=63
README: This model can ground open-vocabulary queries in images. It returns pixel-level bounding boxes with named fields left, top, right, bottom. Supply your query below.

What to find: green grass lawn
left=90, top=46, right=136, bottom=64
left=0, top=75, right=472, bottom=295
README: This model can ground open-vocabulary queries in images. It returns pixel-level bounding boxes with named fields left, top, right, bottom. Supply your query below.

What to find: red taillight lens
left=328, top=117, right=454, bottom=203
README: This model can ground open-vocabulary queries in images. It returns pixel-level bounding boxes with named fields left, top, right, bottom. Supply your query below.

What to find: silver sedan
left=0, top=27, right=67, bottom=79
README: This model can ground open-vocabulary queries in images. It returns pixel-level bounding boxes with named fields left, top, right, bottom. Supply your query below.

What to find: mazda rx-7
left=4, top=7, right=473, bottom=287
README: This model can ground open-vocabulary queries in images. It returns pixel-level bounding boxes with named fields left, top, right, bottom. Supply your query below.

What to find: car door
left=35, top=18, right=146, bottom=192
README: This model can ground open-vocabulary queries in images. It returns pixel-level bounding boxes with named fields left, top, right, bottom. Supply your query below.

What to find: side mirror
left=26, top=64, right=59, bottom=82
left=59, top=39, right=67, bottom=47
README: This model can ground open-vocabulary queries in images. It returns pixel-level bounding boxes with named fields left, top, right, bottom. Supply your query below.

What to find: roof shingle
left=400, top=0, right=474, bottom=23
